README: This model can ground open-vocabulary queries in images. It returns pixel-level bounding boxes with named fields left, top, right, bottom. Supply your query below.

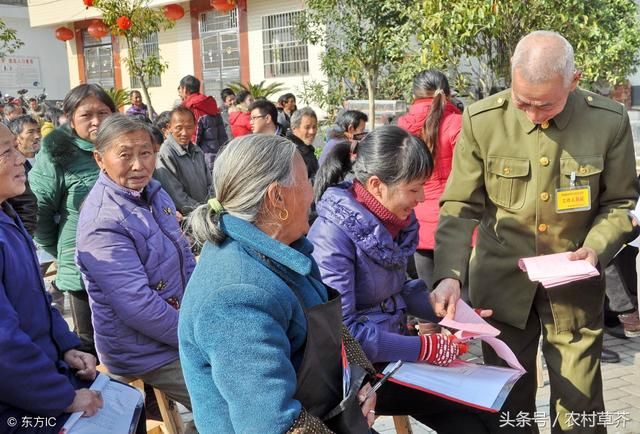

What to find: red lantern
left=82, top=0, right=93, bottom=7
left=163, top=4, right=185, bottom=21
left=117, top=16, right=132, bottom=31
left=211, top=0, right=236, bottom=12
left=87, top=20, right=109, bottom=39
left=55, top=27, right=74, bottom=42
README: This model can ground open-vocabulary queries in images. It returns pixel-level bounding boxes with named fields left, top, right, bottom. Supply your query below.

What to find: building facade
left=26, top=0, right=325, bottom=112
left=1, top=0, right=70, bottom=100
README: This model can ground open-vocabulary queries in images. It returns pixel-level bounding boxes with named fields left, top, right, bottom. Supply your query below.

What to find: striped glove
left=419, top=333, right=466, bottom=366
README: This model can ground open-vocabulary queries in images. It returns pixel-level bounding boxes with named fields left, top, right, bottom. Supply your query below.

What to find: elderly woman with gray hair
left=179, top=134, right=377, bottom=433
left=75, top=114, right=196, bottom=416
left=286, top=107, right=319, bottom=182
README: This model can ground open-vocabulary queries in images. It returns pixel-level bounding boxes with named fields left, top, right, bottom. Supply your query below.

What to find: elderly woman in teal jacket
left=179, top=134, right=377, bottom=433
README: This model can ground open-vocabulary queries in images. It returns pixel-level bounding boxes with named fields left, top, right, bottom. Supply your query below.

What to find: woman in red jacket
left=228, top=90, right=254, bottom=137
left=398, top=70, right=462, bottom=288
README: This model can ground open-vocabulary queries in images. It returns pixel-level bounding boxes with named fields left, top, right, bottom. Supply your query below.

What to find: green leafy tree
left=228, top=80, right=286, bottom=99
left=299, top=0, right=418, bottom=129
left=418, top=0, right=640, bottom=98
left=104, top=87, right=132, bottom=109
left=92, top=0, right=175, bottom=116
left=0, top=18, right=23, bottom=59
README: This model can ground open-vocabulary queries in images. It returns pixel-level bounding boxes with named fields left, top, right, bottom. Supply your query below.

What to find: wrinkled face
left=16, top=121, right=41, bottom=158
left=250, top=108, right=272, bottom=134
left=132, top=92, right=143, bottom=107
left=511, top=68, right=578, bottom=125
left=279, top=152, right=314, bottom=244
left=170, top=111, right=195, bottom=147
left=95, top=130, right=156, bottom=191
left=375, top=177, right=426, bottom=221
left=70, top=96, right=113, bottom=143
left=224, top=95, right=236, bottom=107
left=0, top=124, right=26, bottom=204
left=292, top=115, right=318, bottom=145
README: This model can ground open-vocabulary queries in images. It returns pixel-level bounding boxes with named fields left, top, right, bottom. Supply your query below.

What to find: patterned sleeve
left=286, top=408, right=334, bottom=434
left=342, top=325, right=376, bottom=377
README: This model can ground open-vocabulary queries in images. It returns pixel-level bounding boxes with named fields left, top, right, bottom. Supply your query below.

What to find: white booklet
left=60, top=373, right=144, bottom=434
left=381, top=360, right=523, bottom=412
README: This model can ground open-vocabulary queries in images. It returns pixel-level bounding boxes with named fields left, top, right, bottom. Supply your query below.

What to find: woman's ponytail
left=314, top=141, right=353, bottom=202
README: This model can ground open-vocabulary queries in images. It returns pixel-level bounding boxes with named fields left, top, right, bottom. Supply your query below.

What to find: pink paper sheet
left=518, top=252, right=599, bottom=288
left=439, top=300, right=525, bottom=372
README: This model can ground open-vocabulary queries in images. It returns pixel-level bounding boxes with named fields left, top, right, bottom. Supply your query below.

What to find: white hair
left=187, top=134, right=297, bottom=245
left=511, top=30, right=575, bottom=86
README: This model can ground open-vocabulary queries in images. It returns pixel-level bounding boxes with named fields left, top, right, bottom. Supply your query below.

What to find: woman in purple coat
left=76, top=114, right=195, bottom=415
left=308, top=126, right=489, bottom=432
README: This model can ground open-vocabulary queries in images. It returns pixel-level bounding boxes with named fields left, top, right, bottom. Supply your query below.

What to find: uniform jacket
left=178, top=215, right=328, bottom=433
left=155, top=134, right=212, bottom=214
left=76, top=172, right=195, bottom=376
left=398, top=99, right=462, bottom=250
left=434, top=88, right=639, bottom=330
left=308, top=183, right=436, bottom=363
left=228, top=110, right=252, bottom=137
left=183, top=93, right=228, bottom=168
left=0, top=203, right=81, bottom=422
left=29, top=124, right=100, bottom=291
left=286, top=131, right=319, bottom=181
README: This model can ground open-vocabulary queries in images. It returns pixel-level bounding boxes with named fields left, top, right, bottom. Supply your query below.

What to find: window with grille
left=130, top=33, right=161, bottom=88
left=262, top=11, right=309, bottom=78
left=83, top=31, right=115, bottom=89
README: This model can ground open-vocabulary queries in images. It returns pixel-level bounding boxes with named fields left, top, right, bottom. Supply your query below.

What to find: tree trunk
left=366, top=72, right=377, bottom=131
left=125, top=36, right=156, bottom=118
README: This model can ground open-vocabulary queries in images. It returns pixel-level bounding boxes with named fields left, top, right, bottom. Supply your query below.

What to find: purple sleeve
left=0, top=253, right=76, bottom=416
left=401, top=279, right=437, bottom=322
left=309, top=218, right=422, bottom=363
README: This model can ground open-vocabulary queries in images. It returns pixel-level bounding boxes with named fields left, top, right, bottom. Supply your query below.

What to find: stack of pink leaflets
left=518, top=252, right=599, bottom=288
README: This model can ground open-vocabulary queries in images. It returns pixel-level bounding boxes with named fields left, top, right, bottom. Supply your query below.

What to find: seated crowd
left=2, top=30, right=640, bottom=434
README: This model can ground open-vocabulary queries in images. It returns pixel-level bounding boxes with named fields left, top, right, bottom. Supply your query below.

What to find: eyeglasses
left=352, top=132, right=368, bottom=141
left=250, top=115, right=267, bottom=121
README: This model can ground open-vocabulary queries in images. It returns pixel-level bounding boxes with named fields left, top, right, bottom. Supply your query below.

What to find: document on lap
left=379, top=300, right=525, bottom=412
left=518, top=252, right=599, bottom=288
left=61, top=373, right=143, bottom=434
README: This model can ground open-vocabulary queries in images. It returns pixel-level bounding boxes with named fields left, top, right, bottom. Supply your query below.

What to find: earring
left=278, top=208, right=289, bottom=221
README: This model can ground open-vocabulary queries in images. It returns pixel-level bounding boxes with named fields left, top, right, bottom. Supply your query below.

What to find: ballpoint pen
left=361, top=360, right=403, bottom=404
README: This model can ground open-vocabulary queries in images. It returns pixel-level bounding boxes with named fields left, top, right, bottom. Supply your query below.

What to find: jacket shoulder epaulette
left=467, top=90, right=510, bottom=117
left=581, top=89, right=624, bottom=116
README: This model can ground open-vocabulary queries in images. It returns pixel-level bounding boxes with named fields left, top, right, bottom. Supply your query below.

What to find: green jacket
left=29, top=124, right=99, bottom=291
left=434, top=88, right=638, bottom=331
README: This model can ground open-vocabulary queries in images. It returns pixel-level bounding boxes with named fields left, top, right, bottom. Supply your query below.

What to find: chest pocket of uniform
left=559, top=155, right=603, bottom=189
left=486, top=156, right=530, bottom=210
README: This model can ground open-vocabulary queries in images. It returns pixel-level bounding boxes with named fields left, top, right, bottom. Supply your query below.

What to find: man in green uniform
left=432, top=31, right=638, bottom=433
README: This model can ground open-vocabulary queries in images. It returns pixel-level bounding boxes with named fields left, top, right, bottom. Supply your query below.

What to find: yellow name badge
left=555, top=186, right=591, bottom=213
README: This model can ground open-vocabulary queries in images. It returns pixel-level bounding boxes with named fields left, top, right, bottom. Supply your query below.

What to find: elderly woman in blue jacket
left=0, top=123, right=103, bottom=432
left=76, top=114, right=196, bottom=414
left=179, top=134, right=377, bottom=433
left=308, top=126, right=490, bottom=432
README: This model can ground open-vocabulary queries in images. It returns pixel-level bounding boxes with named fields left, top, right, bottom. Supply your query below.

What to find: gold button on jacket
left=434, top=88, right=638, bottom=330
